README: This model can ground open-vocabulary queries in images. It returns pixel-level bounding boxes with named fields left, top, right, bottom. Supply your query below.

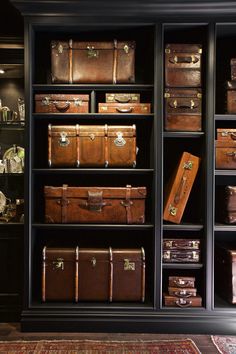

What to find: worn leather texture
left=35, top=94, right=89, bottom=113
left=168, top=276, right=195, bottom=288
left=98, top=103, right=151, bottom=114
left=165, top=44, right=202, bottom=87
left=164, top=293, right=202, bottom=307
left=44, top=185, right=147, bottom=224
left=42, top=247, right=79, bottom=302
left=48, top=124, right=137, bottom=168
left=164, top=88, right=202, bottom=131
left=215, top=140, right=236, bottom=169
left=163, top=152, right=201, bottom=224
left=51, top=40, right=135, bottom=84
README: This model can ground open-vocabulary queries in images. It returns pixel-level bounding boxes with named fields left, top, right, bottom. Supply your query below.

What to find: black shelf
left=163, top=132, right=205, bottom=138
left=32, top=168, right=154, bottom=174
left=32, top=223, right=154, bottom=230
left=162, top=263, right=204, bottom=270
left=215, top=170, right=236, bottom=176
left=215, top=114, right=236, bottom=121
left=32, top=113, right=154, bottom=120
left=0, top=124, right=24, bottom=131
left=163, top=223, right=204, bottom=231
left=215, top=224, right=236, bottom=232
left=32, top=84, right=154, bottom=91
left=0, top=173, right=24, bottom=177
left=30, top=302, right=154, bottom=310
left=0, top=222, right=24, bottom=226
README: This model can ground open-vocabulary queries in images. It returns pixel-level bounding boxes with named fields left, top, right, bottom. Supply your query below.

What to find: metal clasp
left=59, top=132, right=70, bottom=147
left=42, top=97, right=50, bottom=106
left=123, top=44, right=129, bottom=54
left=87, top=46, right=99, bottom=58
left=74, top=98, right=82, bottom=106
left=124, top=259, right=135, bottom=271
left=53, top=258, right=64, bottom=270
left=91, top=257, right=96, bottom=267
left=183, top=161, right=193, bottom=170
left=169, top=204, right=177, bottom=216
left=58, top=44, right=63, bottom=54
left=114, top=132, right=126, bottom=147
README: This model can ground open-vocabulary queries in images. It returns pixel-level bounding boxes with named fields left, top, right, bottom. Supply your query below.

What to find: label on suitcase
left=163, top=250, right=200, bottom=263
left=163, top=239, right=200, bottom=250
left=98, top=103, right=151, bottom=114
left=215, top=140, right=236, bottom=169
left=168, top=287, right=197, bottom=297
left=169, top=276, right=195, bottom=288
left=51, top=40, right=135, bottom=84
left=48, top=124, right=137, bottom=168
left=35, top=94, right=89, bottom=113
left=165, top=44, right=202, bottom=87
left=164, top=293, right=202, bottom=307
left=105, top=93, right=140, bottom=103
left=164, top=88, right=202, bottom=131
left=44, top=184, right=147, bottom=224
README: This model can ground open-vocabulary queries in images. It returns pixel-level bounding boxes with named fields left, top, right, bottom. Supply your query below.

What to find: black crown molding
left=10, top=0, right=236, bottom=19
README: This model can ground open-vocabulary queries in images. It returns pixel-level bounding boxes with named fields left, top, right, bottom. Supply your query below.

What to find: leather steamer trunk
left=164, top=293, right=202, bottom=307
left=215, top=140, right=236, bottom=169
left=163, top=250, right=200, bottom=263
left=217, top=128, right=236, bottom=141
left=165, top=44, right=202, bottom=87
left=215, top=243, right=236, bottom=304
left=51, top=40, right=135, bottom=84
left=48, top=124, right=137, bottom=168
left=168, top=276, right=195, bottom=288
left=168, top=287, right=197, bottom=297
left=44, top=185, right=146, bottom=224
left=35, top=94, right=89, bottom=113
left=98, top=103, right=151, bottom=114
left=48, top=124, right=136, bottom=167
left=163, top=152, right=201, bottom=224
left=42, top=247, right=79, bottom=302
left=78, top=248, right=145, bottom=302
left=226, top=81, right=236, bottom=113
left=164, top=88, right=202, bottom=131
left=105, top=93, right=140, bottom=103
left=163, top=239, right=200, bottom=250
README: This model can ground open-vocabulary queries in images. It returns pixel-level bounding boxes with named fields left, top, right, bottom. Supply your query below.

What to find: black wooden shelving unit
left=10, top=0, right=236, bottom=333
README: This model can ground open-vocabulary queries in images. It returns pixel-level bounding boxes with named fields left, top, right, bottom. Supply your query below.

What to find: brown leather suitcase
left=163, top=250, right=200, bottom=263
left=165, top=44, right=202, bottom=87
left=169, top=276, right=195, bottom=288
left=35, top=94, right=89, bottom=113
left=217, top=185, right=236, bottom=224
left=48, top=124, right=137, bottom=168
left=163, top=239, right=200, bottom=250
left=168, top=287, right=197, bottom=297
left=44, top=184, right=147, bottom=224
left=163, top=152, right=201, bottom=224
left=105, top=93, right=140, bottom=103
left=98, top=103, right=151, bottom=114
left=231, top=59, right=236, bottom=81
left=215, top=140, right=236, bottom=169
left=217, top=128, right=236, bottom=141
left=215, top=243, right=236, bottom=304
left=226, top=81, right=236, bottom=113
left=51, top=40, right=135, bottom=84
left=164, top=88, right=202, bottom=131
left=42, top=247, right=79, bottom=302
left=164, top=293, right=202, bottom=307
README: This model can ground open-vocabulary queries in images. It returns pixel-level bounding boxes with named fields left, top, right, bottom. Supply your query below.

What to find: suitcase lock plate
left=114, top=132, right=126, bottom=147
left=124, top=259, right=135, bottom=271
left=52, top=258, right=64, bottom=271
left=42, top=97, right=50, bottom=106
left=91, top=257, right=96, bottom=267
left=87, top=46, right=99, bottom=58
left=169, top=204, right=177, bottom=216
left=59, top=132, right=70, bottom=147
left=87, top=191, right=105, bottom=212
left=183, top=161, right=193, bottom=170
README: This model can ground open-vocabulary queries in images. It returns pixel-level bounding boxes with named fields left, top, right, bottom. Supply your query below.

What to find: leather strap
left=104, top=124, right=108, bottom=167
left=76, top=124, right=80, bottom=167
left=125, top=185, right=132, bottom=224
left=61, top=184, right=68, bottom=223
left=48, top=124, right=52, bottom=167
left=42, top=246, right=46, bottom=302
left=109, top=247, right=113, bottom=302
left=141, top=247, right=145, bottom=302
left=113, top=39, right=118, bottom=84
left=75, top=246, right=79, bottom=302
left=69, top=39, right=73, bottom=84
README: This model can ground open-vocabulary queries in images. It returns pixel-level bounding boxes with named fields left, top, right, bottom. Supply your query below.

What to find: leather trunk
left=163, top=250, right=200, bottom=263
left=48, top=124, right=137, bottom=168
left=217, top=128, right=236, bottom=141
left=163, top=152, right=201, bottom=224
left=51, top=40, right=135, bottom=84
left=35, top=94, right=89, bottom=113
left=226, top=81, right=236, bottom=113
left=44, top=184, right=147, bottom=224
left=105, top=93, right=140, bottom=103
left=163, top=239, right=200, bottom=250
left=217, top=185, right=236, bottom=224
left=164, top=88, right=202, bottom=131
left=168, top=287, right=197, bottom=297
left=215, top=243, right=236, bottom=304
left=164, top=293, right=202, bottom=307
left=98, top=103, right=151, bottom=114
left=165, top=44, right=202, bottom=87
left=42, top=247, right=79, bottom=302
left=168, top=276, right=195, bottom=288
left=231, top=59, right=236, bottom=81
left=215, top=140, right=236, bottom=169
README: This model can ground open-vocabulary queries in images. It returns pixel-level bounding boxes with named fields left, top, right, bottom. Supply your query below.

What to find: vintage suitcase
left=164, top=293, right=202, bottom=307
left=215, top=140, right=236, bottom=169
left=35, top=94, right=89, bottom=113
left=51, top=40, right=135, bottom=84
left=98, top=102, right=151, bottom=114
left=226, top=81, right=236, bottom=113
left=169, top=276, right=195, bottom=288
left=168, top=287, right=197, bottom=297
left=44, top=184, right=147, bottom=224
left=163, top=250, right=200, bottom=263
left=42, top=246, right=79, bottom=302
left=165, top=44, right=202, bottom=87
left=163, top=239, right=200, bottom=250
left=163, top=152, right=201, bottom=224
left=215, top=243, right=236, bottom=304
left=216, top=185, right=236, bottom=224
left=48, top=124, right=137, bottom=168
left=231, top=59, right=236, bottom=81
left=217, top=128, right=236, bottom=141
left=105, top=93, right=140, bottom=103
left=164, top=88, right=202, bottom=131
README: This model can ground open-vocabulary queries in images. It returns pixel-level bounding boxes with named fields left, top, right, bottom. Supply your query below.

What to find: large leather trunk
left=105, top=93, right=140, bottom=103
left=42, top=247, right=79, bottom=302
left=44, top=184, right=147, bottom=224
left=51, top=40, right=135, bottom=84
left=168, top=276, right=195, bottom=288
left=163, top=152, right=201, bottom=224
left=164, top=293, right=202, bottom=307
left=164, top=88, right=202, bottom=131
left=163, top=239, right=200, bottom=250
left=48, top=124, right=137, bottom=168
left=165, top=44, right=202, bottom=87
left=226, top=81, right=236, bottom=113
left=217, top=128, right=236, bottom=141
left=215, top=243, right=236, bottom=304
left=98, top=103, right=151, bottom=114
left=35, top=94, right=89, bottom=113
left=231, top=59, right=236, bottom=81
left=163, top=250, right=200, bottom=263
left=216, top=185, right=236, bottom=224
left=215, top=140, right=236, bottom=169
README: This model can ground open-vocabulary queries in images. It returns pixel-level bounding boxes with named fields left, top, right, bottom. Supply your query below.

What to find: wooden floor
left=0, top=323, right=220, bottom=353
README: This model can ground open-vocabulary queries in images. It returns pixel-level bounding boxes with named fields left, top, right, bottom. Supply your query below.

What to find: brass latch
left=42, top=97, right=50, bottom=106
left=53, top=258, right=64, bottom=270
left=123, top=44, right=129, bottom=54
left=169, top=204, right=177, bottom=216
left=91, top=257, right=96, bottom=267
left=59, top=132, right=70, bottom=147
left=87, top=46, right=99, bottom=58
left=124, top=259, right=135, bottom=271
left=183, top=161, right=193, bottom=170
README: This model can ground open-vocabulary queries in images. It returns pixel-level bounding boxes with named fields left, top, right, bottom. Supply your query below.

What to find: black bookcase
left=11, top=0, right=236, bottom=333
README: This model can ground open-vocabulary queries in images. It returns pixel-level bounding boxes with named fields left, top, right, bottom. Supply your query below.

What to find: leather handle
left=116, top=107, right=133, bottom=113
left=175, top=299, right=192, bottom=308
left=169, top=55, right=199, bottom=64
left=115, top=97, right=131, bottom=103
left=173, top=280, right=192, bottom=288
left=170, top=242, right=192, bottom=249
left=174, top=291, right=192, bottom=298
left=169, top=99, right=196, bottom=109
left=226, top=151, right=236, bottom=158
left=54, top=101, right=70, bottom=111
left=174, top=176, right=187, bottom=204
left=79, top=201, right=111, bottom=212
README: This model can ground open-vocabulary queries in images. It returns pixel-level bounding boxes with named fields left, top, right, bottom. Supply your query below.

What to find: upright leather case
left=35, top=94, right=89, bottom=113
left=44, top=184, right=147, bottom=224
left=48, top=124, right=137, bottom=168
left=163, top=152, right=201, bottom=224
left=164, top=88, right=202, bottom=131
left=98, top=103, right=151, bottom=114
left=51, top=40, right=135, bottom=84
left=42, top=247, right=79, bottom=302
left=226, top=81, right=236, bottom=113
left=217, top=185, right=236, bottom=224
left=165, top=44, right=202, bottom=87
left=215, top=140, right=236, bottom=169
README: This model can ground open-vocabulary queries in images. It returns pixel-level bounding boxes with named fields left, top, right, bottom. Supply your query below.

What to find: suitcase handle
left=79, top=200, right=111, bottom=212
left=230, top=133, right=236, bottom=140
left=174, top=291, right=192, bottom=298
left=115, top=97, right=131, bottom=103
left=226, top=151, right=236, bottom=158
left=174, top=176, right=187, bottom=204
left=175, top=299, right=192, bottom=307
left=169, top=99, right=197, bottom=109
left=116, top=107, right=133, bottom=113
left=53, top=101, right=70, bottom=112
left=173, top=279, right=193, bottom=288
left=169, top=55, right=199, bottom=64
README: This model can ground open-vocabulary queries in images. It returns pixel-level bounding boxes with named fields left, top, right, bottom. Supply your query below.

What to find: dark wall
left=1, top=0, right=23, bottom=37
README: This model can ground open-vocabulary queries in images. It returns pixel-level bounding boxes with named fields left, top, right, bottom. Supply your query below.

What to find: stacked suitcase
left=162, top=239, right=201, bottom=263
